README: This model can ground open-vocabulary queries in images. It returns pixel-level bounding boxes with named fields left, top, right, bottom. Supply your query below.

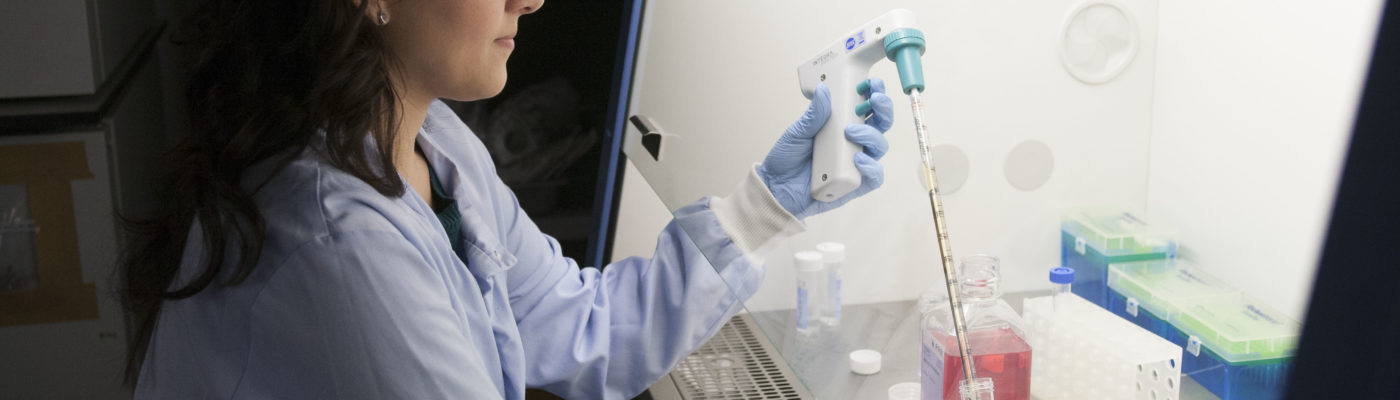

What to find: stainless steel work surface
left=654, top=292, right=1221, bottom=399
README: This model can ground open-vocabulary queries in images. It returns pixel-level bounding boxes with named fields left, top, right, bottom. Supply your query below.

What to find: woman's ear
left=354, top=0, right=392, bottom=25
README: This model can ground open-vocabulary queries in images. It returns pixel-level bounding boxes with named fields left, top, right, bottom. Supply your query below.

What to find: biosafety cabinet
left=609, top=1, right=1391, bottom=399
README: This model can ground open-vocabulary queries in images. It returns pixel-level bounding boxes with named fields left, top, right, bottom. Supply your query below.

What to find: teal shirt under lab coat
left=134, top=100, right=797, bottom=399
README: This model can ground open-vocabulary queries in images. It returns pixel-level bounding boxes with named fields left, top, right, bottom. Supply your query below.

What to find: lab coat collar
left=416, top=102, right=520, bottom=276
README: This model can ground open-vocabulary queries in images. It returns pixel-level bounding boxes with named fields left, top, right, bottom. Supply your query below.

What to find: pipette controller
left=796, top=9, right=923, bottom=202
left=797, top=8, right=981, bottom=387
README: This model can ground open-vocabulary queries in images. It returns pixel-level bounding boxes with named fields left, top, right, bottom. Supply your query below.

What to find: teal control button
left=855, top=100, right=873, bottom=117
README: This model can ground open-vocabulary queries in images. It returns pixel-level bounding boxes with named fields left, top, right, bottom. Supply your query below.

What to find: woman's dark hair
left=118, top=0, right=405, bottom=384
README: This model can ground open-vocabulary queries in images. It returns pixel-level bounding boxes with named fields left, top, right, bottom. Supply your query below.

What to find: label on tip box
left=1187, top=335, right=1203, bottom=357
left=1075, top=237, right=1087, bottom=255
left=1126, top=297, right=1140, bottom=317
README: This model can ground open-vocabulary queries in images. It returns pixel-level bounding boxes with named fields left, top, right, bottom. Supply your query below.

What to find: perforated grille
left=669, top=315, right=806, bottom=399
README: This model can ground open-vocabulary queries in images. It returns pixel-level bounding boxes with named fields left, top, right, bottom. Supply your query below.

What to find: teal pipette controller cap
left=883, top=28, right=926, bottom=94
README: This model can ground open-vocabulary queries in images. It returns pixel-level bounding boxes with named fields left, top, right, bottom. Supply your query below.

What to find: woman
left=120, top=0, right=893, bottom=398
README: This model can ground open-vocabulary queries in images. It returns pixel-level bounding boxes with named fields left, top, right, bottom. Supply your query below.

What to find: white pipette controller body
left=796, top=9, right=921, bottom=201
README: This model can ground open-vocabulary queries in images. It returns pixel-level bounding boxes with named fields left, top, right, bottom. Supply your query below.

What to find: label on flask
left=796, top=286, right=809, bottom=330
left=922, top=332, right=946, bottom=400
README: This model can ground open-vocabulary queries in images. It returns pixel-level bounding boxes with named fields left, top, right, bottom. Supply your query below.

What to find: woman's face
left=380, top=0, right=544, bottom=102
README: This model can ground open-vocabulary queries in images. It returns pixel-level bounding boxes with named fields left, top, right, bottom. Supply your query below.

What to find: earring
left=378, top=11, right=389, bottom=25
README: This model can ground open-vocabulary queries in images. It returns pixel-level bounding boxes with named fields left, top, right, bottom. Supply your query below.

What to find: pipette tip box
left=1024, top=293, right=1182, bottom=400
left=1107, top=259, right=1299, bottom=400
left=1060, top=208, right=1177, bottom=309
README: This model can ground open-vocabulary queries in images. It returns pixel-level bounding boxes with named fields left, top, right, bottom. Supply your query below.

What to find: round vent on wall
left=1060, top=0, right=1139, bottom=84
left=928, top=144, right=970, bottom=194
left=1004, top=140, right=1055, bottom=191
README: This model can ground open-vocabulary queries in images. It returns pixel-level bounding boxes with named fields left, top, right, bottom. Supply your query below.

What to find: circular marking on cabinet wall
left=927, top=144, right=970, bottom=194
left=1060, top=0, right=1139, bottom=84
left=1004, top=140, right=1055, bottom=191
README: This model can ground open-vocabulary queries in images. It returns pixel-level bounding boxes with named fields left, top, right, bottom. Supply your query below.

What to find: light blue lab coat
left=134, top=100, right=797, bottom=399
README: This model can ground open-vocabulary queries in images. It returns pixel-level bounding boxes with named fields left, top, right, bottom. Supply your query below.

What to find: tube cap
left=1050, top=266, right=1075, bottom=284
left=849, top=349, right=882, bottom=375
left=794, top=251, right=824, bottom=272
left=816, top=242, right=845, bottom=263
left=888, top=382, right=921, bottom=400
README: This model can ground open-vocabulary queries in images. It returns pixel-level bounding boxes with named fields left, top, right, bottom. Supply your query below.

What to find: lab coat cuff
left=710, top=164, right=804, bottom=255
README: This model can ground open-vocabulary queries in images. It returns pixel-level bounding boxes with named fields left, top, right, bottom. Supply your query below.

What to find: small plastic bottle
left=816, top=242, right=845, bottom=328
left=921, top=255, right=1032, bottom=400
left=1050, top=267, right=1074, bottom=314
left=958, top=377, right=996, bottom=400
left=918, top=286, right=947, bottom=315
left=793, top=251, right=825, bottom=337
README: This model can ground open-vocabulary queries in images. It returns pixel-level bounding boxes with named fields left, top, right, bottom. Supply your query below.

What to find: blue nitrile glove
left=758, top=78, right=894, bottom=219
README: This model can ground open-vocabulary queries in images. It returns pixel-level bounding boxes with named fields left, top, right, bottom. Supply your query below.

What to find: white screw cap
left=849, top=349, right=882, bottom=375
left=794, top=251, right=823, bottom=272
left=888, top=382, right=921, bottom=400
left=816, top=242, right=845, bottom=263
